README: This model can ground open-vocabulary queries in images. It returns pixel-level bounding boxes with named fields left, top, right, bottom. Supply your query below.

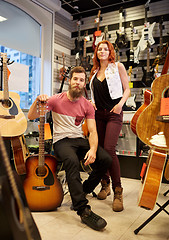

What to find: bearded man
left=28, top=66, right=112, bottom=231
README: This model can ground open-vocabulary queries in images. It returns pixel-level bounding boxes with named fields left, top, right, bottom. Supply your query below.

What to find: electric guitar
left=126, top=66, right=136, bottom=110
left=0, top=52, right=27, bottom=137
left=59, top=53, right=67, bottom=82
left=80, top=31, right=92, bottom=71
left=115, top=7, right=128, bottom=49
left=141, top=41, right=154, bottom=87
left=92, top=10, right=103, bottom=50
left=134, top=1, right=156, bottom=63
left=0, top=132, right=41, bottom=240
left=74, top=20, right=83, bottom=65
left=152, top=17, right=168, bottom=67
left=23, top=101, right=64, bottom=211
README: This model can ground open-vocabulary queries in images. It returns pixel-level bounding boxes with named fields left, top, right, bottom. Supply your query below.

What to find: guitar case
left=0, top=170, right=41, bottom=240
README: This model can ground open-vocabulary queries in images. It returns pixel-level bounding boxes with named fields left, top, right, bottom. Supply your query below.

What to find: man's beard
left=68, top=85, right=84, bottom=99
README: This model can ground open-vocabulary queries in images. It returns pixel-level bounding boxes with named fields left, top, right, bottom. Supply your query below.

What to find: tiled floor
left=32, top=172, right=169, bottom=240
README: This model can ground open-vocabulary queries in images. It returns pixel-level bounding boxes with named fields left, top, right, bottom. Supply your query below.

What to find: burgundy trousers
left=95, top=109, right=123, bottom=190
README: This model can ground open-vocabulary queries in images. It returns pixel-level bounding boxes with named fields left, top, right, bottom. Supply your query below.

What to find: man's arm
left=84, top=118, right=98, bottom=166
left=28, top=94, right=49, bottom=120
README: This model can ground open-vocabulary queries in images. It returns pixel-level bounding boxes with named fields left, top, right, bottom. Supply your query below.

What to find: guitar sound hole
left=164, top=88, right=169, bottom=98
left=36, top=166, right=47, bottom=177
left=2, top=99, right=11, bottom=108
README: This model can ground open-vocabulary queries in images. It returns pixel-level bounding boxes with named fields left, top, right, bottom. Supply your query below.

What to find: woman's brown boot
left=112, top=187, right=124, bottom=212
left=97, top=180, right=111, bottom=200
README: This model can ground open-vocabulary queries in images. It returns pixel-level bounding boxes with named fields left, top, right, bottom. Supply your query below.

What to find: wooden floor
left=32, top=172, right=169, bottom=240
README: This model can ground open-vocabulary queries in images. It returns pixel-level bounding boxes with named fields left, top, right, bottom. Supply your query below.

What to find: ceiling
left=60, top=0, right=161, bottom=20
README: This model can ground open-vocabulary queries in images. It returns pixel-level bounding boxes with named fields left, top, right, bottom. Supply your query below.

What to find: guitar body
left=80, top=55, right=91, bottom=71
left=0, top=172, right=41, bottom=240
left=141, top=66, right=155, bottom=87
left=115, top=32, right=128, bottom=49
left=11, top=135, right=30, bottom=175
left=131, top=89, right=152, bottom=135
left=0, top=91, right=27, bottom=137
left=138, top=150, right=167, bottom=210
left=23, top=154, right=64, bottom=211
left=136, top=74, right=169, bottom=150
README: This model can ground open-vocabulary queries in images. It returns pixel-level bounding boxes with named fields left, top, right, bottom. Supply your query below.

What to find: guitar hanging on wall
left=141, top=41, right=154, bottom=87
left=126, top=66, right=136, bottom=110
left=152, top=16, right=168, bottom=67
left=59, top=53, right=67, bottom=82
left=134, top=0, right=156, bottom=64
left=74, top=20, right=83, bottom=66
left=0, top=52, right=27, bottom=137
left=115, top=7, right=128, bottom=49
left=80, top=31, right=92, bottom=71
left=92, top=10, right=103, bottom=50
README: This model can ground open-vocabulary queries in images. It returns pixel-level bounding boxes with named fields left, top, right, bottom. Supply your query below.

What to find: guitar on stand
left=126, top=66, right=136, bottom=110
left=23, top=101, right=64, bottom=211
left=134, top=0, right=156, bottom=64
left=80, top=31, right=91, bottom=71
left=0, top=53, right=27, bottom=137
left=141, top=41, right=155, bottom=87
left=115, top=7, right=128, bottom=49
left=136, top=49, right=169, bottom=210
left=92, top=10, right=103, bottom=50
left=0, top=132, right=41, bottom=239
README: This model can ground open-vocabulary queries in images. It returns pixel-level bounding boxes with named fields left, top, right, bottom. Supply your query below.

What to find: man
left=28, top=66, right=112, bottom=231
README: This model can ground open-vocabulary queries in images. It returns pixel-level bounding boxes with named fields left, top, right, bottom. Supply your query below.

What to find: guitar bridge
left=0, top=115, right=15, bottom=119
left=156, top=115, right=169, bottom=122
left=32, top=186, right=50, bottom=191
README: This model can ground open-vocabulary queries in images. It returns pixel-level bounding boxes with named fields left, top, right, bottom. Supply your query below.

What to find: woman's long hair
left=89, top=40, right=116, bottom=80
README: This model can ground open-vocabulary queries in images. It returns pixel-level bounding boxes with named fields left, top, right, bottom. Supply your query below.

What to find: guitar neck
left=39, top=116, right=45, bottom=166
left=2, top=55, right=9, bottom=100
left=83, top=40, right=86, bottom=58
left=147, top=46, right=150, bottom=72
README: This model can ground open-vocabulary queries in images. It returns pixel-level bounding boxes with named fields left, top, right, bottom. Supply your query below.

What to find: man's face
left=69, top=72, right=86, bottom=98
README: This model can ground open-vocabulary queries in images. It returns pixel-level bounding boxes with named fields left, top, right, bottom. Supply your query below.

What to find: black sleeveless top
left=93, top=76, right=121, bottom=111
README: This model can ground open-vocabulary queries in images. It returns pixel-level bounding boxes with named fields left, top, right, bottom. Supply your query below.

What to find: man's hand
left=84, top=148, right=96, bottom=166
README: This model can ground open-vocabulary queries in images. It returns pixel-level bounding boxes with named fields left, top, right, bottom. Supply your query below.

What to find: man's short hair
left=69, top=66, right=87, bottom=82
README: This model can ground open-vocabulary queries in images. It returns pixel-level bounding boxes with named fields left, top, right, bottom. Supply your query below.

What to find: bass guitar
left=23, top=101, right=64, bottom=211
left=0, top=52, right=27, bottom=137
left=0, top=132, right=41, bottom=240
left=115, top=7, right=128, bottom=49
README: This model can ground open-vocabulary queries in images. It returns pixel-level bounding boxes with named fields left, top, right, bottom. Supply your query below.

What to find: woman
left=89, top=40, right=130, bottom=212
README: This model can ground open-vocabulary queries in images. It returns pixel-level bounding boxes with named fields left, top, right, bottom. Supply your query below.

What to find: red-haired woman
left=89, top=40, right=130, bottom=211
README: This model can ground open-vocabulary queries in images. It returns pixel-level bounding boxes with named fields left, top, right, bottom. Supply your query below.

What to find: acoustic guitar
left=11, top=134, right=30, bottom=175
left=23, top=101, right=64, bottom=211
left=80, top=31, right=91, bottom=71
left=0, top=132, right=41, bottom=240
left=59, top=53, right=67, bottom=82
left=0, top=52, right=27, bottom=137
left=138, top=149, right=167, bottom=210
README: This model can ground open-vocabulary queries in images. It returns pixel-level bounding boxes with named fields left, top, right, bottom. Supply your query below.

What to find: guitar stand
left=134, top=192, right=169, bottom=235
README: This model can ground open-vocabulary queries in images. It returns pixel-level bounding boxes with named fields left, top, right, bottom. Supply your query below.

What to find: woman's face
left=97, top=43, right=110, bottom=61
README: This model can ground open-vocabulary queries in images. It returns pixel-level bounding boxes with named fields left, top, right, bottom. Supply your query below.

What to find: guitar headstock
left=0, top=52, right=7, bottom=64
left=37, top=101, right=48, bottom=117
left=128, top=66, right=133, bottom=76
